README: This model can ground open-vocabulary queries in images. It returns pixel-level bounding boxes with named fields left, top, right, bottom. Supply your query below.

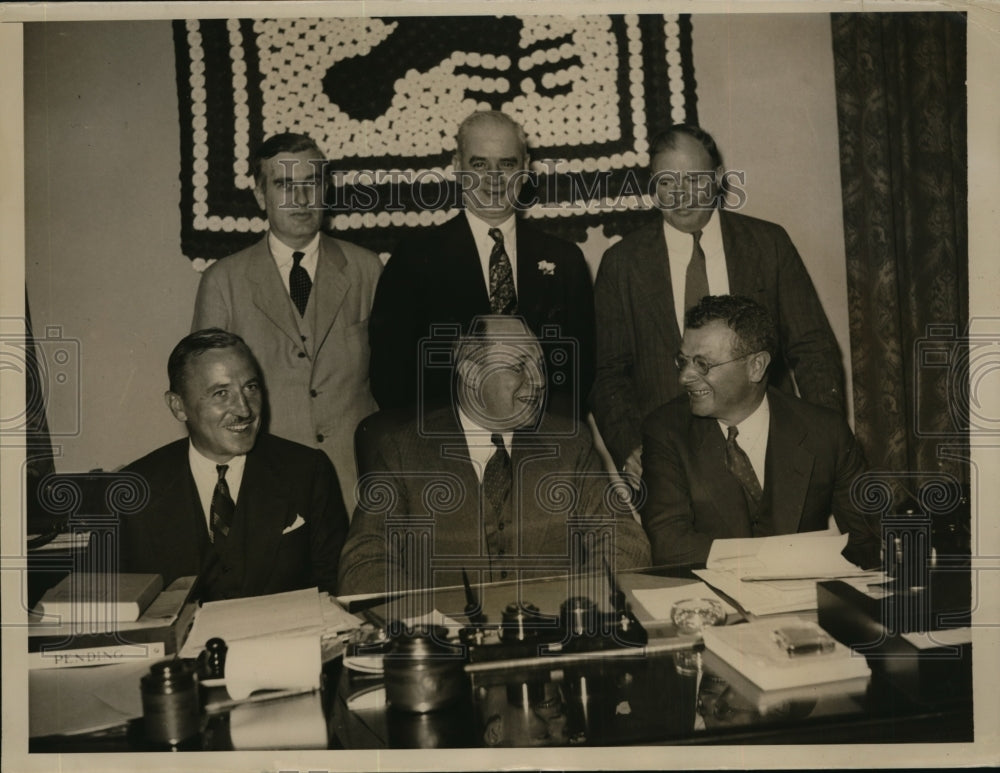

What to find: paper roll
left=229, top=690, right=327, bottom=749
left=224, top=634, right=321, bottom=700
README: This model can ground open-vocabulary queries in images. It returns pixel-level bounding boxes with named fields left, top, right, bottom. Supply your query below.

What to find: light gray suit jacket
left=192, top=233, right=382, bottom=513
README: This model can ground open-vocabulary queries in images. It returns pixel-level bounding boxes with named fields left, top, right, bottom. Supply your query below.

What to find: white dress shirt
left=188, top=442, right=247, bottom=535
left=664, top=210, right=728, bottom=331
left=718, top=394, right=770, bottom=488
left=268, top=230, right=320, bottom=295
left=465, top=211, right=518, bottom=292
left=458, top=408, right=514, bottom=484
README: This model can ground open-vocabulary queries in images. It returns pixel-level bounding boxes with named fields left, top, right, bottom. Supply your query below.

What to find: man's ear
left=252, top=181, right=266, bottom=211
left=165, top=391, right=188, bottom=423
left=747, top=351, right=771, bottom=384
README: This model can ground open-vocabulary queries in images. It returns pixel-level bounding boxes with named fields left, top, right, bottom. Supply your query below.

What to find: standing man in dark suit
left=368, top=110, right=595, bottom=418
left=591, top=124, right=844, bottom=487
left=193, top=132, right=382, bottom=513
left=120, top=329, right=348, bottom=600
left=640, top=296, right=879, bottom=568
left=339, top=316, right=649, bottom=596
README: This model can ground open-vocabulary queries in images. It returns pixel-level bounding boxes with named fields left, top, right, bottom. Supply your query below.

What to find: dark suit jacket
left=368, top=213, right=595, bottom=416
left=120, top=434, right=349, bottom=599
left=590, top=210, right=845, bottom=467
left=640, top=388, right=881, bottom=568
left=338, top=409, right=651, bottom=595
left=193, top=233, right=382, bottom=513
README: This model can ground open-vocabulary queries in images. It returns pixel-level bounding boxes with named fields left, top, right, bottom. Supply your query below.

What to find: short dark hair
left=685, top=295, right=777, bottom=360
left=649, top=124, right=723, bottom=169
left=251, top=132, right=323, bottom=187
left=167, top=328, right=258, bottom=395
left=455, top=111, right=528, bottom=159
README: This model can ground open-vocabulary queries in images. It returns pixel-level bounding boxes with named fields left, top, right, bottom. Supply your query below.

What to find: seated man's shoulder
left=642, top=395, right=695, bottom=438
left=770, top=388, right=846, bottom=430
left=120, top=438, right=192, bottom=494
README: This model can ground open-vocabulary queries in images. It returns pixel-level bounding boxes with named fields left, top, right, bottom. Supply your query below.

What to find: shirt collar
left=457, top=407, right=514, bottom=453
left=268, top=230, right=320, bottom=268
left=465, top=210, right=516, bottom=245
left=662, top=207, right=722, bottom=251
left=718, top=393, right=770, bottom=447
left=187, top=440, right=247, bottom=478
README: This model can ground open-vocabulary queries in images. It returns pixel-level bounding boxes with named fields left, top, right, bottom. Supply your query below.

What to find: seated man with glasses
left=639, top=295, right=880, bottom=568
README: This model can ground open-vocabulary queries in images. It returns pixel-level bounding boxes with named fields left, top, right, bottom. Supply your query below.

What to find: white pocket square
left=282, top=514, right=306, bottom=534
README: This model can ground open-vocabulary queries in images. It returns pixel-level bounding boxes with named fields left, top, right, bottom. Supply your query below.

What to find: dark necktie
left=487, top=228, right=517, bottom=315
left=482, top=433, right=512, bottom=514
left=290, top=250, right=312, bottom=317
left=210, top=464, right=236, bottom=545
left=684, top=229, right=709, bottom=312
left=725, top=425, right=763, bottom=516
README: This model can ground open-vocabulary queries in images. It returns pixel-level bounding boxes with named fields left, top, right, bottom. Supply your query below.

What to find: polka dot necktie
left=290, top=250, right=312, bottom=317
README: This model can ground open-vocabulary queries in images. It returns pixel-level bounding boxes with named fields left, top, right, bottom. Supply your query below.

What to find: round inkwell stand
left=383, top=624, right=467, bottom=713
left=140, top=658, right=203, bottom=749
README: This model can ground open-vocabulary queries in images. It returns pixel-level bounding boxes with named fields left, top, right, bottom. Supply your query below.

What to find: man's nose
left=231, top=389, right=251, bottom=416
left=292, top=182, right=313, bottom=207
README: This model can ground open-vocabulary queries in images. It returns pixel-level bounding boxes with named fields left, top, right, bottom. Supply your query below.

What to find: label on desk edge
left=29, top=641, right=166, bottom=669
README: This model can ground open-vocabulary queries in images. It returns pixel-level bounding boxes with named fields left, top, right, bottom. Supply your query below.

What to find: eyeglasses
left=673, top=351, right=755, bottom=376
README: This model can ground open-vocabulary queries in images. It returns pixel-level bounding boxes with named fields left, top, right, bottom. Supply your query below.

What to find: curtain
left=832, top=12, right=968, bottom=507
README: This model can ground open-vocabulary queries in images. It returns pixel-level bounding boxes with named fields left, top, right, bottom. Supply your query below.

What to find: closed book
left=30, top=576, right=198, bottom=657
left=702, top=649, right=869, bottom=715
left=28, top=641, right=166, bottom=670
left=36, top=572, right=163, bottom=625
left=702, top=617, right=870, bottom=692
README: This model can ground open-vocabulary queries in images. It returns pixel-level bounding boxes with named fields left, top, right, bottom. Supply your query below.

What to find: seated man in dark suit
left=368, top=110, right=595, bottom=418
left=119, top=329, right=348, bottom=600
left=640, top=295, right=880, bottom=568
left=339, top=316, right=649, bottom=596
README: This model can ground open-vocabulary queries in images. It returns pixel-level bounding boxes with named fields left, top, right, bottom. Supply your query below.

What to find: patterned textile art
left=173, top=15, right=698, bottom=265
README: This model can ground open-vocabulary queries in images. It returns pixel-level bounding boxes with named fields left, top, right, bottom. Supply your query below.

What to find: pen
left=740, top=571, right=884, bottom=583
left=203, top=686, right=317, bottom=714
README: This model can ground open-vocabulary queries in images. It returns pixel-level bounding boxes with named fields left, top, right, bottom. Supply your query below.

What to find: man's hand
left=620, top=446, right=643, bottom=491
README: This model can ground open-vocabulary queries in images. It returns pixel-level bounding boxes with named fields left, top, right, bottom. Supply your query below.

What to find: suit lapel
left=632, top=221, right=681, bottom=346
left=691, top=417, right=753, bottom=536
left=515, top=223, right=542, bottom=316
left=234, top=441, right=290, bottom=594
left=247, top=240, right=303, bottom=347
left=764, top=391, right=813, bottom=534
left=446, top=215, right=491, bottom=310
left=719, top=211, right=765, bottom=298
left=142, top=442, right=210, bottom=571
left=312, top=234, right=350, bottom=353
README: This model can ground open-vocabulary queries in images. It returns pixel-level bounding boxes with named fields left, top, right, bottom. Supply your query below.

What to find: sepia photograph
left=1, top=1, right=997, bottom=771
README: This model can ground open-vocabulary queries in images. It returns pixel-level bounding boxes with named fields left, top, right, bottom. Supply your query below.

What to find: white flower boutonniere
left=538, top=260, right=556, bottom=276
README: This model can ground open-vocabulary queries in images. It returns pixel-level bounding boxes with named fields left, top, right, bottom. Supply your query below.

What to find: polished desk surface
left=28, top=569, right=973, bottom=752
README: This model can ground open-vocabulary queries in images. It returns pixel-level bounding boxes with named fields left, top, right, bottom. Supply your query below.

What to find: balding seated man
left=120, top=329, right=348, bottom=600
left=338, top=316, right=650, bottom=596
left=640, top=295, right=881, bottom=568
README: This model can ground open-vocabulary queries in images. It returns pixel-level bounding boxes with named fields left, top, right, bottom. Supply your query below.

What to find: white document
left=694, top=533, right=884, bottom=616
left=180, top=587, right=325, bottom=658
left=631, top=582, right=739, bottom=623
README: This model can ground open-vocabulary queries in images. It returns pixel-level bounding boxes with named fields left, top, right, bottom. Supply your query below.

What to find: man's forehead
left=187, top=346, right=258, bottom=378
left=264, top=150, right=325, bottom=178
left=682, top=320, right=736, bottom=351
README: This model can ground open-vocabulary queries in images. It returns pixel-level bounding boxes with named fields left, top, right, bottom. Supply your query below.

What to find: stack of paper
left=694, top=533, right=883, bottom=615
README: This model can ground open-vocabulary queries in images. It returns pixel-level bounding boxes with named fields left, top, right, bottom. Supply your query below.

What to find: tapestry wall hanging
left=173, top=14, right=698, bottom=266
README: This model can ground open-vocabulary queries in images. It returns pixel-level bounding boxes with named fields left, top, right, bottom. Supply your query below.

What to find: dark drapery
left=832, top=12, right=968, bottom=496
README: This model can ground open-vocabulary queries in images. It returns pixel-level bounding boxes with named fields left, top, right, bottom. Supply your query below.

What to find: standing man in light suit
left=193, top=133, right=383, bottom=512
left=590, top=124, right=844, bottom=489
